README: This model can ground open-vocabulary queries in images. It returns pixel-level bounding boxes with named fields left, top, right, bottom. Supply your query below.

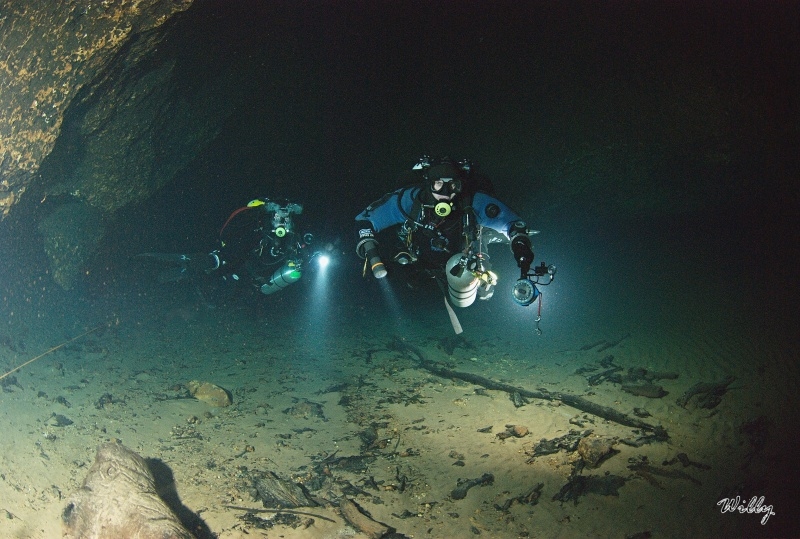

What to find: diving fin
left=136, top=253, right=192, bottom=263
left=136, top=253, right=194, bottom=283
left=136, top=252, right=219, bottom=283
left=159, top=266, right=195, bottom=283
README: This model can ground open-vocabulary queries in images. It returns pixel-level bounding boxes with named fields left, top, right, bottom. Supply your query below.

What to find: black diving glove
left=512, top=237, right=534, bottom=276
left=509, top=222, right=534, bottom=277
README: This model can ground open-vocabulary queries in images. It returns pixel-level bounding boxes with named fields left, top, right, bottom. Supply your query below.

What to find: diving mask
left=430, top=176, right=462, bottom=198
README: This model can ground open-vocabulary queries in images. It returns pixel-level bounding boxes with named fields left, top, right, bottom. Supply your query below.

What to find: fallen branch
left=389, top=337, right=667, bottom=439
left=339, top=498, right=393, bottom=538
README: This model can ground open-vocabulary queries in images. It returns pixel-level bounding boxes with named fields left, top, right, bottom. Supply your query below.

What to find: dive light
left=357, top=238, right=387, bottom=279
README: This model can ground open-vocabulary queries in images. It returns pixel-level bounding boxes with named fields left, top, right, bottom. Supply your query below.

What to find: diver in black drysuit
left=138, top=198, right=321, bottom=297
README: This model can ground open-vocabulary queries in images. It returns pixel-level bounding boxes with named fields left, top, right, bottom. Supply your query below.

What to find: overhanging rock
left=0, top=0, right=194, bottom=220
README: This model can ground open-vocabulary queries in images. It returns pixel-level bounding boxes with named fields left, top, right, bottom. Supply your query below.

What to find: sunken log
left=389, top=337, right=667, bottom=439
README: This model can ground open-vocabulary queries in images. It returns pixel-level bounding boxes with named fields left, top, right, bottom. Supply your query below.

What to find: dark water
left=1, top=1, right=798, bottom=537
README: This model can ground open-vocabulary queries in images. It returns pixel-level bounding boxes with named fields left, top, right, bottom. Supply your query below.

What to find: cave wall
left=31, top=29, right=251, bottom=290
left=40, top=39, right=247, bottom=215
left=0, top=0, right=194, bottom=220
left=1, top=1, right=209, bottom=289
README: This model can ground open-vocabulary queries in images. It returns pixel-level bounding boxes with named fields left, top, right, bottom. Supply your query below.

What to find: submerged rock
left=62, top=442, right=193, bottom=539
left=577, top=434, right=617, bottom=468
left=187, top=380, right=232, bottom=407
left=283, top=399, right=326, bottom=421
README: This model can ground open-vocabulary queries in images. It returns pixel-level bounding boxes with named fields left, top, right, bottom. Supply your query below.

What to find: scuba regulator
left=434, top=201, right=453, bottom=217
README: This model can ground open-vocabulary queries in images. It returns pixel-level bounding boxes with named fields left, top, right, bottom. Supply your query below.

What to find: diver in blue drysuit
left=355, top=157, right=535, bottom=307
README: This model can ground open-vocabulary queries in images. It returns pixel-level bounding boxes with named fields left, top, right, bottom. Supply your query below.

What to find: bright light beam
left=377, top=277, right=406, bottom=332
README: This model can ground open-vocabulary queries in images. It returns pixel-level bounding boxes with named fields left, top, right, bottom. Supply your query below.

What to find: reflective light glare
left=317, top=254, right=330, bottom=269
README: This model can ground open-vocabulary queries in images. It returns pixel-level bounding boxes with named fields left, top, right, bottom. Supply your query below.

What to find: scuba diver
left=355, top=156, right=555, bottom=332
left=138, top=197, right=327, bottom=297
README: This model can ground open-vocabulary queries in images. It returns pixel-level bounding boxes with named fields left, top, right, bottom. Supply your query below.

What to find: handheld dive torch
left=357, top=238, right=387, bottom=279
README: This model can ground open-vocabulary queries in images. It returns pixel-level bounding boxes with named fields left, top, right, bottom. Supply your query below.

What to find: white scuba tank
left=445, top=253, right=478, bottom=307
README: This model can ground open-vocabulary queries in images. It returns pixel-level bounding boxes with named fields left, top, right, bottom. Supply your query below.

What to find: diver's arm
left=355, top=187, right=414, bottom=233
left=472, top=192, right=534, bottom=276
left=354, top=188, right=415, bottom=279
